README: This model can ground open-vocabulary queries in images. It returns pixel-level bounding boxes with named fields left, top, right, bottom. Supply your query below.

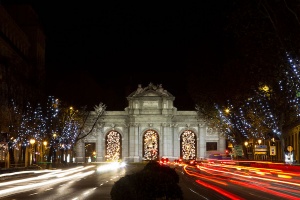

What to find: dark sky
left=29, top=1, right=232, bottom=111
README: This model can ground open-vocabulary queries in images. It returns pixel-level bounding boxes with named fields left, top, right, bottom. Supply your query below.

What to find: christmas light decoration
left=181, top=130, right=196, bottom=160
left=216, top=52, right=300, bottom=145
left=105, top=130, right=121, bottom=162
left=143, top=130, right=158, bottom=160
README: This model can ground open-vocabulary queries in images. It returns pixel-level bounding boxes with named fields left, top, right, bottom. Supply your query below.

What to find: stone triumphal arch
left=75, top=83, right=225, bottom=162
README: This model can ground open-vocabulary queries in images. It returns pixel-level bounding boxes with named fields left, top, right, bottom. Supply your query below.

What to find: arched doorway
left=180, top=130, right=197, bottom=160
left=105, top=130, right=122, bottom=162
left=85, top=143, right=96, bottom=162
left=143, top=130, right=159, bottom=160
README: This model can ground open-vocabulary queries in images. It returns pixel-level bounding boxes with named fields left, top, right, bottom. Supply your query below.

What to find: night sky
left=28, top=1, right=233, bottom=110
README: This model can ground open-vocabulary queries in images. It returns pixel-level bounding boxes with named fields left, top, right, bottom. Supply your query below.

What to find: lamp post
left=30, top=139, right=35, bottom=165
left=258, top=139, right=262, bottom=145
left=53, top=133, right=58, bottom=165
left=43, top=141, right=47, bottom=162
left=244, top=141, right=248, bottom=160
left=256, top=139, right=263, bottom=160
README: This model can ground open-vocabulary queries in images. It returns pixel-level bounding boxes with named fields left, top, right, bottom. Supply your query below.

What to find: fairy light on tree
left=3, top=99, right=22, bottom=166
left=57, top=102, right=107, bottom=163
left=3, top=95, right=106, bottom=166
left=215, top=103, right=248, bottom=145
left=7, top=99, right=22, bottom=147
left=281, top=53, right=300, bottom=118
left=213, top=52, right=300, bottom=161
left=33, top=103, right=46, bottom=142
left=45, top=96, right=61, bottom=164
left=215, top=90, right=279, bottom=146
left=18, top=102, right=34, bottom=147
left=59, top=106, right=80, bottom=162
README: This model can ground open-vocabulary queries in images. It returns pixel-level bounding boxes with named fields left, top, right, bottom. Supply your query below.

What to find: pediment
left=128, top=82, right=173, bottom=97
left=142, top=90, right=160, bottom=96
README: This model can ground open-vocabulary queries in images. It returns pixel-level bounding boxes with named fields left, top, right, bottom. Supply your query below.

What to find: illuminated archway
left=85, top=143, right=96, bottom=162
left=180, top=130, right=197, bottom=160
left=105, top=130, right=122, bottom=162
left=143, top=130, right=159, bottom=160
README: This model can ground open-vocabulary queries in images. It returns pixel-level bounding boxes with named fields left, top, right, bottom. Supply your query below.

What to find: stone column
left=172, top=124, right=180, bottom=159
left=128, top=124, right=136, bottom=162
left=170, top=124, right=174, bottom=158
left=121, top=125, right=129, bottom=161
left=75, top=140, right=85, bottom=163
left=160, top=124, right=164, bottom=157
left=162, top=123, right=173, bottom=159
left=134, top=123, right=140, bottom=162
left=219, top=133, right=226, bottom=154
left=97, top=128, right=104, bottom=162
left=198, top=122, right=206, bottom=159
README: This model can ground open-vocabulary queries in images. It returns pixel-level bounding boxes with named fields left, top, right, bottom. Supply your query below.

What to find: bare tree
left=75, top=102, right=107, bottom=142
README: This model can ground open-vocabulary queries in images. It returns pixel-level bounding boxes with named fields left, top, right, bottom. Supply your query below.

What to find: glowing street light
left=52, top=133, right=59, bottom=164
left=261, top=85, right=269, bottom=92
left=225, top=108, right=230, bottom=114
left=42, top=141, right=48, bottom=162
left=30, top=139, right=35, bottom=145
left=244, top=141, right=250, bottom=160
left=258, top=139, right=262, bottom=145
left=30, top=139, right=35, bottom=165
left=259, top=84, right=271, bottom=99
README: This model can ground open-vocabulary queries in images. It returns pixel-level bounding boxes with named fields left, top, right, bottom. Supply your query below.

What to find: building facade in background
left=75, top=83, right=226, bottom=162
left=282, top=123, right=300, bottom=164
left=0, top=4, right=45, bottom=164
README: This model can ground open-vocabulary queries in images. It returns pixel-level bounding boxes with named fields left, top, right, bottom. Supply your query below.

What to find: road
left=174, top=161, right=300, bottom=200
left=1, top=161, right=300, bottom=200
left=0, top=162, right=144, bottom=200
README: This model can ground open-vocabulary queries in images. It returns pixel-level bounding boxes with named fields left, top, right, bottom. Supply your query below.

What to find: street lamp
left=43, top=141, right=47, bottom=162
left=244, top=141, right=249, bottom=160
left=30, top=139, right=35, bottom=165
left=258, top=139, right=262, bottom=145
left=53, top=133, right=58, bottom=164
left=225, top=108, right=230, bottom=114
left=30, top=139, right=35, bottom=145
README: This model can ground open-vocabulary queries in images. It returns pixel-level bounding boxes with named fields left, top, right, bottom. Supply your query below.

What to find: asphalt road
left=3, top=162, right=299, bottom=200
left=0, top=163, right=146, bottom=200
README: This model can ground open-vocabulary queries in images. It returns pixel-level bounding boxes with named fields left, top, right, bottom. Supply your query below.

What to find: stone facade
left=0, top=4, right=45, bottom=140
left=75, top=83, right=226, bottom=162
